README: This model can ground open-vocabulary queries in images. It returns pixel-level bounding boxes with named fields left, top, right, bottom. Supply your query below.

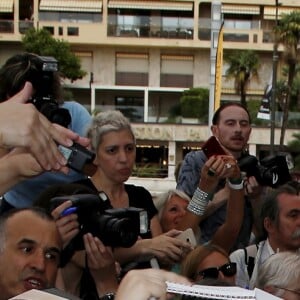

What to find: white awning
left=40, top=0, right=102, bottom=13
left=222, top=4, right=260, bottom=15
left=0, top=0, right=13, bottom=13
left=108, top=0, right=193, bottom=11
left=264, top=6, right=299, bottom=19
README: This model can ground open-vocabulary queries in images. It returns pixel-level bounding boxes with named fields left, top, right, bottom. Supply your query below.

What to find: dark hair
left=0, top=52, right=63, bottom=103
left=258, top=181, right=300, bottom=241
left=33, top=183, right=96, bottom=213
left=0, top=207, right=54, bottom=251
left=212, top=102, right=251, bottom=125
left=0, top=206, right=52, bottom=222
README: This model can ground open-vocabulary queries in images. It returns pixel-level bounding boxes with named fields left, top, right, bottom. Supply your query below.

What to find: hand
left=0, top=82, right=90, bottom=172
left=83, top=233, right=115, bottom=272
left=51, top=200, right=79, bottom=248
left=220, top=155, right=241, bottom=180
left=144, top=230, right=193, bottom=266
left=200, top=155, right=241, bottom=192
left=84, top=233, right=119, bottom=296
left=6, top=148, right=43, bottom=179
left=244, top=175, right=263, bottom=198
left=115, top=268, right=191, bottom=300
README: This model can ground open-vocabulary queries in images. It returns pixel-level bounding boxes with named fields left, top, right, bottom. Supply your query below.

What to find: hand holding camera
left=51, top=200, right=80, bottom=248
left=50, top=193, right=149, bottom=266
left=238, top=154, right=292, bottom=188
left=58, top=143, right=97, bottom=176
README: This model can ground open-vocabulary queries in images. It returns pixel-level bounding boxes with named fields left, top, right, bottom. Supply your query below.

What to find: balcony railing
left=0, top=20, right=13, bottom=33
left=0, top=20, right=33, bottom=34
left=107, top=14, right=193, bottom=39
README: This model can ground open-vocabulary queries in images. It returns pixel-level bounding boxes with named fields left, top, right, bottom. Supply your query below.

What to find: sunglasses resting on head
left=198, top=262, right=237, bottom=279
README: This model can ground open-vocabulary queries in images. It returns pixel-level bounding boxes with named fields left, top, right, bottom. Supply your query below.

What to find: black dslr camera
left=50, top=193, right=148, bottom=265
left=238, top=154, right=292, bottom=188
left=28, top=56, right=96, bottom=175
left=29, top=56, right=71, bottom=128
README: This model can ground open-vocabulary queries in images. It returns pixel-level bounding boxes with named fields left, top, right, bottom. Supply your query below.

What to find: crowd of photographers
left=0, top=52, right=299, bottom=300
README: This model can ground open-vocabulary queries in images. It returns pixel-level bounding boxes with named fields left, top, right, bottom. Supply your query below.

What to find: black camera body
left=238, top=154, right=291, bottom=188
left=50, top=193, right=148, bottom=256
left=58, top=143, right=96, bottom=176
left=28, top=55, right=71, bottom=128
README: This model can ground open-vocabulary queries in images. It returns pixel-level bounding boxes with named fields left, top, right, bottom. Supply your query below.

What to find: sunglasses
left=198, top=262, right=237, bottom=279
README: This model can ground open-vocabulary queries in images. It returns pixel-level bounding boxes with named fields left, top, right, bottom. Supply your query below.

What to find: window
left=160, top=54, right=193, bottom=87
left=116, top=52, right=149, bottom=86
left=115, top=96, right=144, bottom=122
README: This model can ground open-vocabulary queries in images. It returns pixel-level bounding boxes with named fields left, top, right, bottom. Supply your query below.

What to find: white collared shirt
left=230, top=239, right=275, bottom=289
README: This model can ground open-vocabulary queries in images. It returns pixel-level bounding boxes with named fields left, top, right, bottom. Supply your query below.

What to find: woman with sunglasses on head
left=180, top=243, right=237, bottom=286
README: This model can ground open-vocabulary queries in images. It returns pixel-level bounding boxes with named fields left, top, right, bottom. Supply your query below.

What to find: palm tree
left=224, top=50, right=260, bottom=107
left=276, top=11, right=300, bottom=147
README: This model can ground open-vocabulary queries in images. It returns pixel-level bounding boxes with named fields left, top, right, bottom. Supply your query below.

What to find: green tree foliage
left=22, top=28, right=86, bottom=81
left=224, top=50, right=260, bottom=107
left=276, top=11, right=300, bottom=147
left=168, top=87, right=209, bottom=123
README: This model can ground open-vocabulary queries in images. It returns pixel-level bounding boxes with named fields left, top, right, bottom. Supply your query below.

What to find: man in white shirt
left=230, top=182, right=300, bottom=289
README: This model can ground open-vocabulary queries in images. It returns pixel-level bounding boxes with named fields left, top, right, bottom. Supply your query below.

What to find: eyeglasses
left=198, top=262, right=237, bottom=279
left=274, top=286, right=300, bottom=296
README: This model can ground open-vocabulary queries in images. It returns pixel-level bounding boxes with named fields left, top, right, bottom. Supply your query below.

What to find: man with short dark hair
left=0, top=207, right=62, bottom=299
left=177, top=102, right=261, bottom=250
left=230, top=182, right=300, bottom=289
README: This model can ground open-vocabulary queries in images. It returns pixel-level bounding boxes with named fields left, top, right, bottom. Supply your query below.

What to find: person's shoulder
left=181, top=150, right=206, bottom=170
left=229, top=248, right=246, bottom=261
left=62, top=101, right=92, bottom=130
left=62, top=101, right=90, bottom=114
left=185, top=150, right=203, bottom=158
left=184, top=150, right=206, bottom=162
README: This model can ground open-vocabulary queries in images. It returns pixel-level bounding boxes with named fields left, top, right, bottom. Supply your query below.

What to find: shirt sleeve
left=176, top=150, right=207, bottom=197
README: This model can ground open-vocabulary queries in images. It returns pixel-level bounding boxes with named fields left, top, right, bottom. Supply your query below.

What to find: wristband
left=227, top=178, right=244, bottom=190
left=187, top=187, right=210, bottom=216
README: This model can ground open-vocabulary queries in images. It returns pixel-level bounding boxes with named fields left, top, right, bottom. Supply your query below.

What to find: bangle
left=187, top=187, right=210, bottom=216
left=227, top=178, right=244, bottom=190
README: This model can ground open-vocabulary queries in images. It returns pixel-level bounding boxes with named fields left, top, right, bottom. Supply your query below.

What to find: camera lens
left=39, top=102, right=71, bottom=128
left=96, top=215, right=140, bottom=248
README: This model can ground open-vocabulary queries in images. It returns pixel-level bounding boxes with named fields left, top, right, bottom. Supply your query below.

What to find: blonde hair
left=155, top=189, right=191, bottom=220
left=180, top=243, right=229, bottom=281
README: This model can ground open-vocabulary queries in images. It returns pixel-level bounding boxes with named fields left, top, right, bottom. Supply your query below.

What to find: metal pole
left=208, top=1, right=221, bottom=128
left=270, top=0, right=279, bottom=156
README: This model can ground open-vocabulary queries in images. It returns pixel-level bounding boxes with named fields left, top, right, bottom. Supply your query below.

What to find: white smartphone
left=176, top=228, right=197, bottom=247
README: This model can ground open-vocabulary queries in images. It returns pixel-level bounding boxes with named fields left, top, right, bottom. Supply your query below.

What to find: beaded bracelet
left=187, top=187, right=210, bottom=216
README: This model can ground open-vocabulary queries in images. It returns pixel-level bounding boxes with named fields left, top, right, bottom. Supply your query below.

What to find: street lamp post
left=270, top=0, right=279, bottom=156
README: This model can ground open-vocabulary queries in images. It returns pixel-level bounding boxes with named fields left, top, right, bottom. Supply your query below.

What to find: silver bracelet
left=187, top=187, right=210, bottom=216
left=227, top=178, right=244, bottom=190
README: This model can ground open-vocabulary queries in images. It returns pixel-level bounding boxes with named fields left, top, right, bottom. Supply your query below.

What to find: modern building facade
left=0, top=0, right=299, bottom=189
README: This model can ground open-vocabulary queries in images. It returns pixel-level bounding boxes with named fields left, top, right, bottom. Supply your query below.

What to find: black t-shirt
left=74, top=178, right=158, bottom=299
